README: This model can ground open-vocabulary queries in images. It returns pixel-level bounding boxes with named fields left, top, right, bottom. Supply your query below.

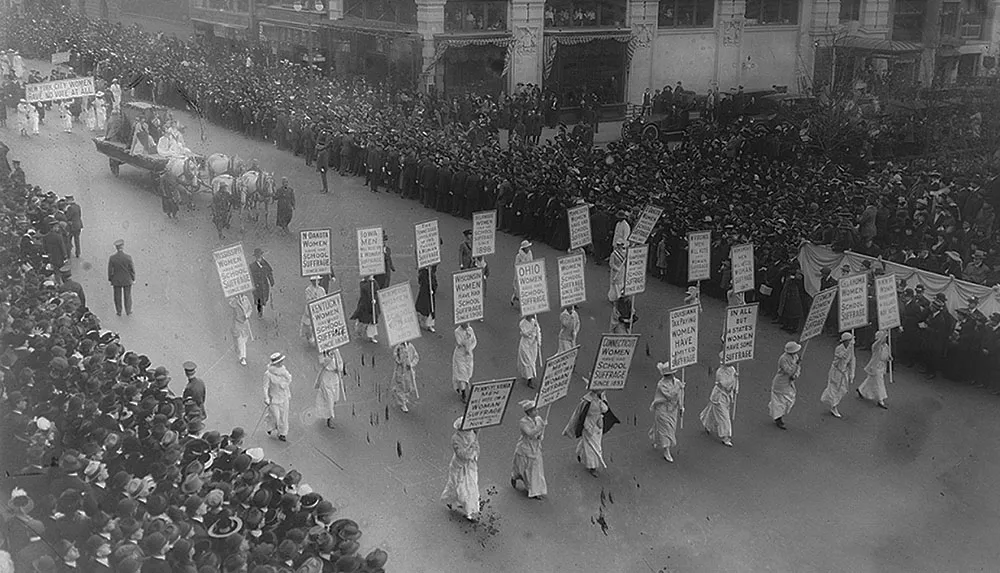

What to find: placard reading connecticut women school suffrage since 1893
left=461, top=378, right=516, bottom=431
left=588, top=334, right=641, bottom=391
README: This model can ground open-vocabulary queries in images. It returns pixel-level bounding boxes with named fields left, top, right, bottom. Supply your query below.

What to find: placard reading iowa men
left=669, top=305, right=700, bottom=369
left=377, top=283, right=422, bottom=347
left=452, top=268, right=484, bottom=324
left=730, top=244, right=755, bottom=294
left=212, top=244, right=253, bottom=298
left=629, top=205, right=664, bottom=244
left=567, top=205, right=592, bottom=250
left=309, top=292, right=350, bottom=353
left=516, top=259, right=550, bottom=317
left=623, top=245, right=649, bottom=296
left=588, top=334, right=641, bottom=391
left=687, top=231, right=712, bottom=282
left=800, top=287, right=837, bottom=343
left=557, top=253, right=586, bottom=308
left=472, top=210, right=497, bottom=257
left=414, top=220, right=441, bottom=269
left=461, top=378, right=516, bottom=431
left=299, top=229, right=332, bottom=277
left=838, top=274, right=870, bottom=332
left=875, top=274, right=901, bottom=331
left=723, top=303, right=758, bottom=364
left=535, top=346, right=580, bottom=409
left=356, top=226, right=385, bottom=278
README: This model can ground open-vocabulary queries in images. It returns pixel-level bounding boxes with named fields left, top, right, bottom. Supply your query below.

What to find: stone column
left=511, top=0, right=545, bottom=89
left=416, top=0, right=446, bottom=93
left=715, top=0, right=747, bottom=90
left=627, top=0, right=659, bottom=105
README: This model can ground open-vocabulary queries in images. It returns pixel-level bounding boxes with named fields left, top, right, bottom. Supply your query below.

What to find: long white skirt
left=768, top=379, right=796, bottom=419
left=649, top=402, right=679, bottom=449
left=440, top=456, right=480, bottom=517
left=858, top=369, right=887, bottom=402
left=511, top=453, right=547, bottom=497
left=576, top=426, right=606, bottom=469
left=699, top=392, right=733, bottom=439
left=315, top=370, right=344, bottom=419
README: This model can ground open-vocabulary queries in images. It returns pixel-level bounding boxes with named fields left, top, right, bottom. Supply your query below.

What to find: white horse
left=206, top=153, right=245, bottom=181
left=164, top=156, right=204, bottom=208
left=236, top=170, right=275, bottom=228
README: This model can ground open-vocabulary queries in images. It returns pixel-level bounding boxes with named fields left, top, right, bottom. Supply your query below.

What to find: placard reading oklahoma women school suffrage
left=669, top=305, right=700, bottom=369
left=535, top=346, right=580, bottom=409
left=377, top=283, right=421, bottom=347
left=414, top=220, right=441, bottom=269
left=800, top=287, right=837, bottom=342
left=357, top=227, right=385, bottom=277
left=687, top=231, right=712, bottom=282
left=452, top=269, right=484, bottom=324
left=516, top=259, right=550, bottom=317
left=299, top=229, right=332, bottom=277
left=723, top=303, right=758, bottom=364
left=838, top=274, right=870, bottom=332
left=309, top=292, right=349, bottom=353
left=212, top=244, right=254, bottom=298
left=875, top=274, right=901, bottom=331
left=461, top=378, right=516, bottom=431
left=472, top=210, right=497, bottom=257
left=557, top=253, right=586, bottom=308
left=588, top=334, right=641, bottom=391
left=567, top=205, right=592, bottom=250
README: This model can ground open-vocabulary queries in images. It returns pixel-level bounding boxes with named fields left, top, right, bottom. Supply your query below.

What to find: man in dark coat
left=496, top=181, right=514, bottom=231
left=920, top=295, right=955, bottom=379
left=374, top=232, right=395, bottom=290
left=465, top=171, right=483, bottom=218
left=316, top=140, right=331, bottom=194
left=274, top=177, right=295, bottom=233
left=182, top=361, right=206, bottom=415
left=107, top=239, right=135, bottom=316
left=419, top=159, right=437, bottom=207
left=64, top=195, right=83, bottom=258
left=450, top=168, right=467, bottom=216
left=435, top=160, right=453, bottom=213
left=400, top=153, right=418, bottom=199
left=59, top=265, right=86, bottom=307
left=250, top=248, right=275, bottom=319
left=42, top=220, right=67, bottom=277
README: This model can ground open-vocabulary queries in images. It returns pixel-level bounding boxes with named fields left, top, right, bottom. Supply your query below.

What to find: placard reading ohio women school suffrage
left=516, top=259, right=550, bottom=317
left=357, top=227, right=385, bottom=277
left=461, top=378, right=516, bottom=431
left=309, top=292, right=349, bottom=353
left=588, top=334, right=641, bottom=391
left=723, top=303, right=758, bottom=364
left=299, top=229, right=332, bottom=277
left=212, top=244, right=253, bottom=298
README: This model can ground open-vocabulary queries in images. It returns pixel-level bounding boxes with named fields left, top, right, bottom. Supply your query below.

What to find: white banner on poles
left=212, top=244, right=254, bottom=298
left=452, top=268, right=484, bottom=324
left=567, top=205, right=592, bottom=250
left=516, top=259, right=550, bottom=316
left=669, top=305, right=700, bottom=369
left=414, top=220, right=441, bottom=269
left=629, top=205, right=664, bottom=245
left=838, top=274, right=870, bottom=331
left=875, top=274, right=901, bottom=331
left=800, top=287, right=837, bottom=342
left=588, top=334, right=641, bottom=391
left=687, top=231, right=711, bottom=282
left=310, top=292, right=350, bottom=352
left=377, top=283, right=421, bottom=347
left=535, top=346, right=581, bottom=408
left=461, top=378, right=516, bottom=430
left=723, top=303, right=758, bottom=364
left=357, top=227, right=385, bottom=277
left=472, top=210, right=496, bottom=257
left=557, top=253, right=586, bottom=308
left=299, top=228, right=332, bottom=277
left=25, top=77, right=95, bottom=103
left=730, top=244, right=755, bottom=294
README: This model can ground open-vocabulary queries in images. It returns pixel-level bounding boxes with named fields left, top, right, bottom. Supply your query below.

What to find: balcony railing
left=543, top=0, right=627, bottom=28
left=444, top=1, right=508, bottom=32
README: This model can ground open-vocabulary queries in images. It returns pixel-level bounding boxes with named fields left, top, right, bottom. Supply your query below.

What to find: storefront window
left=744, top=0, right=798, bottom=25
left=657, top=0, right=714, bottom=27
left=550, top=39, right=626, bottom=103
left=445, top=1, right=508, bottom=32
left=543, top=0, right=627, bottom=28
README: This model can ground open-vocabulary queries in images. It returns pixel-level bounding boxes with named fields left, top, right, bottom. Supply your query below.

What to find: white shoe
left=427, top=326, right=436, bottom=333
left=663, top=451, right=674, bottom=463
left=239, top=358, right=247, bottom=366
left=830, top=407, right=842, bottom=418
left=722, top=438, right=733, bottom=447
left=400, top=404, right=409, bottom=413
left=371, top=337, right=379, bottom=344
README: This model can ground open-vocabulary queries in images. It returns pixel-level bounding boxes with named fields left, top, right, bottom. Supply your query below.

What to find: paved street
left=7, top=100, right=1000, bottom=573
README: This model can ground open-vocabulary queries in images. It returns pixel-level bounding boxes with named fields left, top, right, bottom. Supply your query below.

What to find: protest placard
left=838, top=274, right=870, bottom=331
left=212, top=244, right=253, bottom=298
left=800, top=287, right=837, bottom=342
left=535, top=346, right=581, bottom=409
left=623, top=245, right=649, bottom=296
left=588, top=334, right=641, bottom=391
left=629, top=205, right=664, bottom=244
left=472, top=210, right=497, bottom=257
left=299, top=229, right=332, bottom=277
left=309, top=292, right=349, bottom=352
left=687, top=231, right=711, bottom=282
left=875, top=275, right=901, bottom=331
left=557, top=253, right=586, bottom=308
left=377, top=283, right=421, bottom=347
left=516, top=259, right=550, bottom=316
left=723, top=304, right=758, bottom=364
left=356, top=227, right=385, bottom=277
left=453, top=269, right=484, bottom=324
left=730, top=244, right=755, bottom=293
left=461, top=378, right=516, bottom=430
left=25, top=77, right=95, bottom=103
left=567, top=205, right=592, bottom=250
left=669, top=305, right=700, bottom=369
left=414, top=220, right=441, bottom=269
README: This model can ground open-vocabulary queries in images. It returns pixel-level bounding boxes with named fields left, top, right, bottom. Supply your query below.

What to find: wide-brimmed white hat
left=519, top=240, right=531, bottom=250
left=784, top=341, right=802, bottom=353
left=840, top=332, right=854, bottom=342
left=656, top=362, right=676, bottom=375
left=269, top=352, right=285, bottom=365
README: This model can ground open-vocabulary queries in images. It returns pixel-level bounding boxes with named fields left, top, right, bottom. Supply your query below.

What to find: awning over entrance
left=834, top=36, right=924, bottom=54
left=542, top=29, right=634, bottom=80
left=421, top=33, right=513, bottom=77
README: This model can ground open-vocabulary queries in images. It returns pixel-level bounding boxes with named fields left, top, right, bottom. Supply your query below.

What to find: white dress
left=820, top=343, right=856, bottom=408
left=607, top=247, right=626, bottom=301
left=700, top=365, right=737, bottom=439
left=649, top=376, right=684, bottom=449
left=557, top=308, right=580, bottom=353
left=440, top=429, right=480, bottom=518
left=517, top=318, right=541, bottom=379
left=390, top=342, right=419, bottom=407
left=575, top=393, right=608, bottom=469
left=451, top=325, right=477, bottom=391
left=768, top=353, right=800, bottom=419
left=314, top=349, right=345, bottom=419
left=27, top=106, right=39, bottom=135
left=858, top=339, right=891, bottom=402
left=511, top=415, right=547, bottom=497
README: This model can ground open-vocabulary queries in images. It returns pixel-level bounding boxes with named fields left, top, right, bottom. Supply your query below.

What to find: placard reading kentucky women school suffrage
left=299, top=229, right=332, bottom=277
left=669, top=305, right=700, bottom=369
left=356, top=227, right=385, bottom=277
left=588, top=334, right=641, bottom=391
left=212, top=244, right=253, bottom=298
left=472, top=210, right=497, bottom=257
left=800, top=287, right=837, bottom=342
left=516, top=259, right=550, bottom=317
left=623, top=245, right=648, bottom=296
left=557, top=254, right=586, bottom=308
left=535, top=346, right=580, bottom=409
left=309, top=292, right=349, bottom=353
left=452, top=269, right=484, bottom=324
left=838, top=274, right=870, bottom=331
left=377, top=283, right=421, bottom=347
left=629, top=205, right=664, bottom=244
left=687, top=231, right=712, bottom=282
left=414, top=220, right=441, bottom=269
left=730, top=244, right=755, bottom=294
left=875, top=274, right=901, bottom=331
left=461, top=378, right=516, bottom=431
left=723, top=304, right=758, bottom=364
left=567, top=205, right=592, bottom=250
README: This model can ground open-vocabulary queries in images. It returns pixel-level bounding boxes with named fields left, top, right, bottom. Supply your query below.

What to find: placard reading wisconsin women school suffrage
left=452, top=268, right=484, bottom=324
left=723, top=303, right=758, bottom=364
left=838, top=273, right=870, bottom=332
left=588, top=334, right=641, bottom=391
left=212, top=244, right=253, bottom=298
left=516, top=259, right=550, bottom=317
left=299, top=229, right=332, bottom=277
left=461, top=378, right=516, bottom=431
left=309, top=292, right=349, bottom=353
left=535, top=346, right=580, bottom=409
left=557, top=254, right=586, bottom=308
left=357, top=226, right=385, bottom=277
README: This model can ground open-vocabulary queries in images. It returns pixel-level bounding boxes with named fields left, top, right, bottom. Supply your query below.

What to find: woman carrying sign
left=563, top=390, right=609, bottom=477
left=314, top=348, right=345, bottom=429
left=391, top=341, right=420, bottom=413
left=700, top=352, right=738, bottom=447
left=416, top=264, right=438, bottom=333
left=820, top=332, right=857, bottom=418
left=228, top=294, right=253, bottom=367
left=769, top=342, right=802, bottom=430
left=517, top=315, right=542, bottom=388
left=649, top=362, right=685, bottom=462
left=511, top=399, right=547, bottom=500
left=452, top=323, right=477, bottom=403
left=300, top=276, right=327, bottom=346
left=441, top=416, right=481, bottom=521
left=350, top=277, right=379, bottom=344
left=857, top=329, right=891, bottom=409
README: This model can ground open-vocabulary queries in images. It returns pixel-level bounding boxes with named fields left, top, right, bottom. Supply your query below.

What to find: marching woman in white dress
left=27, top=103, right=39, bottom=135
left=441, top=416, right=480, bottom=521
left=16, top=99, right=29, bottom=136
left=857, top=329, right=891, bottom=409
left=83, top=97, right=96, bottom=131
left=452, top=323, right=477, bottom=403
left=94, top=93, right=107, bottom=133
left=557, top=305, right=580, bottom=353
left=769, top=341, right=802, bottom=430
left=300, top=276, right=327, bottom=346
left=564, top=389, right=609, bottom=477
left=391, top=341, right=420, bottom=412
left=59, top=100, right=73, bottom=132
left=511, top=399, right=548, bottom=500
left=314, top=348, right=346, bottom=428
left=517, top=315, right=541, bottom=388
left=649, top=362, right=685, bottom=462
left=700, top=352, right=738, bottom=447
left=820, top=332, right=857, bottom=418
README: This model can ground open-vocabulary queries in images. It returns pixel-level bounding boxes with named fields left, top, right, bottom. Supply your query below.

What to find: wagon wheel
left=109, top=158, right=121, bottom=176
left=641, top=124, right=660, bottom=142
